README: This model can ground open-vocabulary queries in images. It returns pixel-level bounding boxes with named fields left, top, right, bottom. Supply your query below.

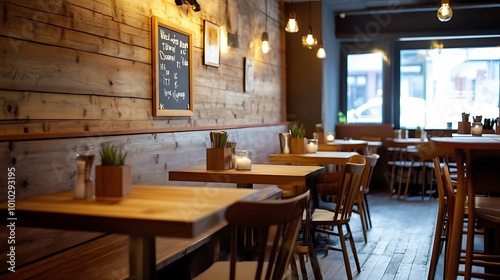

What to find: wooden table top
left=4, top=185, right=259, bottom=238
left=432, top=136, right=500, bottom=150
left=318, top=139, right=368, bottom=152
left=169, top=164, right=325, bottom=186
left=268, top=151, right=358, bottom=165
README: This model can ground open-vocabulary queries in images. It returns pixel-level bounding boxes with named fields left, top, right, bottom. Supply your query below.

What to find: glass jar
left=471, top=122, right=483, bottom=136
left=306, top=139, right=318, bottom=153
left=235, top=150, right=252, bottom=171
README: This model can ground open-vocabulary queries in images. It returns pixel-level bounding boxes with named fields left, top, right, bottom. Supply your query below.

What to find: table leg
left=129, top=235, right=156, bottom=280
left=236, top=183, right=253, bottom=188
left=445, top=149, right=466, bottom=279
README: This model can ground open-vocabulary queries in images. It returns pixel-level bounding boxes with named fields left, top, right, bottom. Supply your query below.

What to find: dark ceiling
left=320, top=0, right=500, bottom=12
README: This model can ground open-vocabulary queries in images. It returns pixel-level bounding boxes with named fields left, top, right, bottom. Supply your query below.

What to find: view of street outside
left=347, top=47, right=500, bottom=129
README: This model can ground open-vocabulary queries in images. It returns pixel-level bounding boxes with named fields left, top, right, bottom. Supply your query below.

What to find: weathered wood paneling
left=0, top=0, right=284, bottom=130
left=0, top=0, right=286, bottom=272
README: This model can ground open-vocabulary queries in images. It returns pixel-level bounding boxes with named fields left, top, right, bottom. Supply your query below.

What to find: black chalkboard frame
left=152, top=16, right=194, bottom=117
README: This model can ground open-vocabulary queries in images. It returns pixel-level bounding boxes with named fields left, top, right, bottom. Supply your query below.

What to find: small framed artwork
left=244, top=57, right=254, bottom=92
left=203, top=20, right=220, bottom=67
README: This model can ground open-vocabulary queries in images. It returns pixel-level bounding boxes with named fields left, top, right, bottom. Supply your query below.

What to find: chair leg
left=290, top=255, right=299, bottom=280
left=357, top=197, right=368, bottom=244
left=363, top=193, right=373, bottom=229
left=298, top=253, right=308, bottom=279
left=307, top=230, right=323, bottom=280
left=346, top=223, right=361, bottom=272
left=427, top=199, right=446, bottom=280
left=336, top=225, right=353, bottom=280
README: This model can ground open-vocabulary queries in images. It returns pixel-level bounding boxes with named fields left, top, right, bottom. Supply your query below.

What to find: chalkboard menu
left=152, top=16, right=193, bottom=116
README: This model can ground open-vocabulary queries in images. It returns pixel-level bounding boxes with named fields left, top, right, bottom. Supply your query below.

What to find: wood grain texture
left=0, top=0, right=285, bottom=272
left=1, top=185, right=260, bottom=237
left=268, top=151, right=358, bottom=166
left=169, top=164, right=325, bottom=186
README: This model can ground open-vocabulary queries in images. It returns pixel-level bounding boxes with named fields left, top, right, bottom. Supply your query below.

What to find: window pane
left=346, top=53, right=383, bottom=124
left=400, top=47, right=500, bottom=129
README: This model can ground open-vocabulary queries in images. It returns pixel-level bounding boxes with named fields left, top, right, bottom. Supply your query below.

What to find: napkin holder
left=457, top=121, right=470, bottom=134
left=206, top=148, right=232, bottom=170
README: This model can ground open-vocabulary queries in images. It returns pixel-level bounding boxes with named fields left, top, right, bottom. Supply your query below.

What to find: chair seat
left=195, top=261, right=269, bottom=280
left=311, top=208, right=349, bottom=225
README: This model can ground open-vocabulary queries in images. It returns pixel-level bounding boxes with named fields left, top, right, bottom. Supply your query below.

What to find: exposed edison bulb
left=261, top=32, right=270, bottom=54
left=316, top=45, right=326, bottom=59
left=301, top=27, right=317, bottom=49
left=437, top=3, right=453, bottom=22
left=285, top=11, right=299, bottom=33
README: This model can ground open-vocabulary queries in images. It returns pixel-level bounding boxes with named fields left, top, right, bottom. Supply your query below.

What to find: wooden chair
left=462, top=150, right=500, bottom=278
left=428, top=158, right=454, bottom=280
left=194, top=191, right=309, bottom=280
left=352, top=153, right=380, bottom=243
left=420, top=143, right=500, bottom=279
left=383, top=139, right=428, bottom=200
left=309, top=155, right=366, bottom=280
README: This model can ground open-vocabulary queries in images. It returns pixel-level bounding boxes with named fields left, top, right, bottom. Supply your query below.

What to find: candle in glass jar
left=326, top=133, right=334, bottom=142
left=471, top=123, right=483, bottom=136
left=236, top=157, right=251, bottom=170
left=306, top=139, right=318, bottom=153
left=236, top=150, right=252, bottom=170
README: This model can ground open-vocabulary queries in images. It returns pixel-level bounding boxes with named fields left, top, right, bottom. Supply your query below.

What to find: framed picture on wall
left=244, top=57, right=254, bottom=92
left=203, top=20, right=220, bottom=67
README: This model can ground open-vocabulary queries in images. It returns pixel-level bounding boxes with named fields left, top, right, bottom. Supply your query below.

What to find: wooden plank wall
left=0, top=0, right=287, bottom=272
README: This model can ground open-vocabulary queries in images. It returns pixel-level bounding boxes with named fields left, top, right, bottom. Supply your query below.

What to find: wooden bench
left=335, top=123, right=394, bottom=140
left=0, top=186, right=282, bottom=279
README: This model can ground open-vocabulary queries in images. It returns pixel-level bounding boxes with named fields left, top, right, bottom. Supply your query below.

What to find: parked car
left=347, top=96, right=426, bottom=128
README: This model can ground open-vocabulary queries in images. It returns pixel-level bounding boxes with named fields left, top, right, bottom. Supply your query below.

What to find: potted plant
left=95, top=143, right=132, bottom=198
left=415, top=126, right=422, bottom=139
left=314, top=123, right=325, bottom=144
left=290, top=122, right=306, bottom=154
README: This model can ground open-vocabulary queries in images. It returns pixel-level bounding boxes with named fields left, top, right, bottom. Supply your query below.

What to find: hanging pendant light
left=301, top=0, right=317, bottom=49
left=285, top=0, right=299, bottom=33
left=437, top=0, right=453, bottom=22
left=316, top=42, right=326, bottom=59
left=262, top=0, right=270, bottom=54
left=261, top=32, right=270, bottom=54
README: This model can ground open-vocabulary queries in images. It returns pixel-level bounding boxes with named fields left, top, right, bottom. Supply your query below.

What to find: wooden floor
left=295, top=191, right=443, bottom=280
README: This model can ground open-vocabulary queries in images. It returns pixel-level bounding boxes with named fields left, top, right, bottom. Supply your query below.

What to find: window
left=346, top=53, right=384, bottom=124
left=400, top=46, right=500, bottom=129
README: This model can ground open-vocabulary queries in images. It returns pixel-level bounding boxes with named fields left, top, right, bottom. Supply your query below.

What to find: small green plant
left=290, top=122, right=306, bottom=138
left=338, top=112, right=347, bottom=124
left=99, top=143, right=128, bottom=166
left=416, top=126, right=422, bottom=131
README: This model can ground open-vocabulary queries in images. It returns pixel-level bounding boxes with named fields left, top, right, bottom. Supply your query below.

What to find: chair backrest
left=333, top=154, right=366, bottom=222
left=432, top=157, right=456, bottom=221
left=224, top=190, right=309, bottom=280
left=360, top=154, right=380, bottom=192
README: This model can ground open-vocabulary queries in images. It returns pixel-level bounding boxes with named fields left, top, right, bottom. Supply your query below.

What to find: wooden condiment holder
left=206, top=148, right=232, bottom=170
left=457, top=121, right=471, bottom=134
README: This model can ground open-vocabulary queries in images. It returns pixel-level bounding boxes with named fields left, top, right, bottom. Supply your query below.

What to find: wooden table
left=2, top=185, right=260, bottom=280
left=169, top=164, right=325, bottom=189
left=432, top=136, right=500, bottom=278
left=268, top=151, right=358, bottom=166
left=318, top=139, right=368, bottom=153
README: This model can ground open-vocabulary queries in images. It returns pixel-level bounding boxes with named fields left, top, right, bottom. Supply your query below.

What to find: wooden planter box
left=290, top=138, right=306, bottom=154
left=206, top=148, right=232, bottom=170
left=95, top=165, right=132, bottom=198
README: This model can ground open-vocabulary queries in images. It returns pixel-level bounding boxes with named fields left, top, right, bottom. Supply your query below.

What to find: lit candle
left=471, top=123, right=483, bottom=136
left=326, top=134, right=334, bottom=142
left=306, top=141, right=317, bottom=153
left=236, top=156, right=251, bottom=170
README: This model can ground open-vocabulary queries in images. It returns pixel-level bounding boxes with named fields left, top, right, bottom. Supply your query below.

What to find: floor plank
left=293, top=191, right=442, bottom=280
